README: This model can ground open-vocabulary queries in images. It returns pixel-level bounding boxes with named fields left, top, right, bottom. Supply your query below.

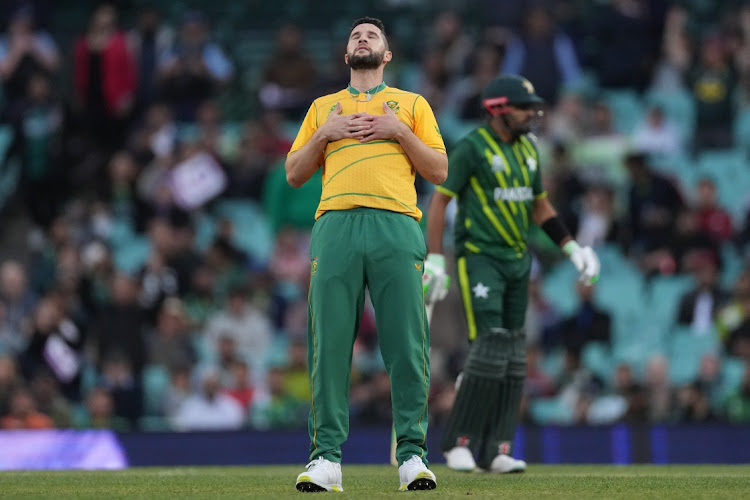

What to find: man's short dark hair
left=350, top=17, right=389, bottom=50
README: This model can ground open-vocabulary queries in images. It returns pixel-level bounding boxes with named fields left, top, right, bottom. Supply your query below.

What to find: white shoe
left=398, top=455, right=437, bottom=491
left=296, top=457, right=343, bottom=492
left=489, top=454, right=527, bottom=473
left=443, top=446, right=476, bottom=471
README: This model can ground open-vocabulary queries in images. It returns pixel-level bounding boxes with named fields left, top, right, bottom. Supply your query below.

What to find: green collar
left=347, top=82, right=387, bottom=100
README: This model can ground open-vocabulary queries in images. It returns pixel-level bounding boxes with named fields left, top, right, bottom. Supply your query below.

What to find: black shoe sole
left=408, top=478, right=437, bottom=491
left=296, top=481, right=328, bottom=492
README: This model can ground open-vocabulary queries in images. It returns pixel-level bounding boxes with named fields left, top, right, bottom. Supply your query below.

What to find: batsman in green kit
left=423, top=75, right=601, bottom=473
left=285, top=17, right=447, bottom=492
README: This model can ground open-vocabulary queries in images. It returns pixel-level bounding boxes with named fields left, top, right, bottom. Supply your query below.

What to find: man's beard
left=348, top=49, right=384, bottom=70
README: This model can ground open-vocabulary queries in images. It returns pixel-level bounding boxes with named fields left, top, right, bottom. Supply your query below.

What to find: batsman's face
left=346, top=23, right=391, bottom=70
left=504, top=104, right=538, bottom=135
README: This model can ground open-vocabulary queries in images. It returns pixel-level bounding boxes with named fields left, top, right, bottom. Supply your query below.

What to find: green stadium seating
left=142, top=364, right=171, bottom=417
left=667, top=325, right=720, bottom=386
left=644, top=88, right=696, bottom=142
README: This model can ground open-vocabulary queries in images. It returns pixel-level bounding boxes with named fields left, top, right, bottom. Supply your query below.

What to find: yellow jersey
left=288, top=83, right=446, bottom=221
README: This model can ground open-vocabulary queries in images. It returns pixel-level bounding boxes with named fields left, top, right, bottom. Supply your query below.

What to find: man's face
left=496, top=104, right=536, bottom=136
left=346, top=23, right=389, bottom=70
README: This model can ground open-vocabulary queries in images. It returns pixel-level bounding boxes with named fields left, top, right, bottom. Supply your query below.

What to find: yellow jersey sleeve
left=412, top=95, right=446, bottom=154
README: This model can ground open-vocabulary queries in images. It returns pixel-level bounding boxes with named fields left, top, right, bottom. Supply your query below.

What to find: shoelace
left=306, top=457, right=328, bottom=470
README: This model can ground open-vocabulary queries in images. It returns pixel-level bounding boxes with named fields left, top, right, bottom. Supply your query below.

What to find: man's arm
left=533, top=195, right=600, bottom=284
left=286, top=102, right=367, bottom=187
left=285, top=131, right=329, bottom=188
left=394, top=125, right=448, bottom=185
left=532, top=196, right=571, bottom=246
left=427, top=190, right=453, bottom=253
left=351, top=102, right=447, bottom=185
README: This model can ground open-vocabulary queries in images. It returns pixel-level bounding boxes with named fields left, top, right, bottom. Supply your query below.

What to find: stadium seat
left=666, top=325, right=720, bottom=386
left=528, top=397, right=576, bottom=425
left=142, top=364, right=171, bottom=417
left=646, top=274, right=695, bottom=331
left=581, top=341, right=614, bottom=382
left=112, top=236, right=151, bottom=275
left=693, top=149, right=750, bottom=224
left=601, top=89, right=644, bottom=135
left=213, top=199, right=274, bottom=265
left=733, top=107, right=750, bottom=152
left=644, top=87, right=696, bottom=141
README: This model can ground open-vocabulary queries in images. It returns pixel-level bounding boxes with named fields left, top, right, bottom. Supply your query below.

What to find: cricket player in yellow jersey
left=285, top=17, right=447, bottom=492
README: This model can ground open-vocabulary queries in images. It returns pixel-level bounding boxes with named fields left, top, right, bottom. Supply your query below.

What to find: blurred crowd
left=2, top=0, right=750, bottom=433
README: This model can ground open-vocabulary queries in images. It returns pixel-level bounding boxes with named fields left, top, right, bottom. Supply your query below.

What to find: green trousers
left=306, top=208, right=431, bottom=466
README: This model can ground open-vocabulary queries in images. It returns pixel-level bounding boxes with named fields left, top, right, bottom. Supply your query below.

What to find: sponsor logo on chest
left=494, top=186, right=533, bottom=202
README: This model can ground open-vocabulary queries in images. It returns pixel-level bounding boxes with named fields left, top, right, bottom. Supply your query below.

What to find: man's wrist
left=562, top=240, right=581, bottom=256
left=426, top=253, right=445, bottom=267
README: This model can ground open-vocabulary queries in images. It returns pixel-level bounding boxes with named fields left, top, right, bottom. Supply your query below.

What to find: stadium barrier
left=1, top=424, right=749, bottom=469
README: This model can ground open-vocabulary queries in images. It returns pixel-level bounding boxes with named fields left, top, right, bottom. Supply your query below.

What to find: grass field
left=2, top=465, right=750, bottom=498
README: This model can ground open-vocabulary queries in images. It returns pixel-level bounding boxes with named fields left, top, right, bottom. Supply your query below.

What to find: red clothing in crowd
left=697, top=206, right=733, bottom=241
left=74, top=31, right=137, bottom=116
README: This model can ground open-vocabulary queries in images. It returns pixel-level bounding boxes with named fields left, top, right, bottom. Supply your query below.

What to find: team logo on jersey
left=522, top=78, right=535, bottom=95
left=526, top=157, right=537, bottom=171
left=491, top=154, right=505, bottom=173
left=329, top=104, right=337, bottom=113
left=311, top=257, right=318, bottom=276
left=472, top=282, right=489, bottom=298
left=386, top=100, right=399, bottom=111
left=415, top=262, right=422, bottom=271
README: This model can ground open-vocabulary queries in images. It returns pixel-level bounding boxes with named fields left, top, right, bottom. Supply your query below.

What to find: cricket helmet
left=481, top=75, right=544, bottom=116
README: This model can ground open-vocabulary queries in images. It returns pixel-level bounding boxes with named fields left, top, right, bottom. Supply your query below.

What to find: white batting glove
left=423, top=253, right=450, bottom=304
left=563, top=241, right=600, bottom=285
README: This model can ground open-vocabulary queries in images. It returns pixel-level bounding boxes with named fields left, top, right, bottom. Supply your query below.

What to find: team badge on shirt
left=526, top=157, right=537, bottom=171
left=386, top=100, right=400, bottom=111
left=491, top=155, right=505, bottom=173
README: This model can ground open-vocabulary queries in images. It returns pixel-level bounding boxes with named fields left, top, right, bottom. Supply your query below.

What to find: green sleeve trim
left=465, top=242, right=481, bottom=253
left=534, top=191, right=548, bottom=200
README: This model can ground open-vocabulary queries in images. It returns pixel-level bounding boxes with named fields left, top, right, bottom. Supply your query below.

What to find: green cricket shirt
left=437, top=126, right=546, bottom=260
